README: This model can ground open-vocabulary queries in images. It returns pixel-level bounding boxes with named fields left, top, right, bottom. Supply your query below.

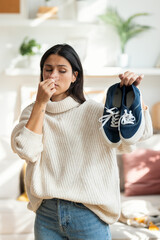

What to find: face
left=42, top=54, right=77, bottom=101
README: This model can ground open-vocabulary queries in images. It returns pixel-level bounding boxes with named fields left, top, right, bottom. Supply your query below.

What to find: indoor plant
left=19, top=37, right=41, bottom=56
left=99, top=8, right=151, bottom=67
left=19, top=37, right=42, bottom=69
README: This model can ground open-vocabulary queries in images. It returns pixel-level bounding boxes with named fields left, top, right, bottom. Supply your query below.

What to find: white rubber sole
left=100, top=127, right=122, bottom=148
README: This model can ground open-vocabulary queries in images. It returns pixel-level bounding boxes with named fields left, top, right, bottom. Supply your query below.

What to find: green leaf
left=99, top=8, right=124, bottom=29
left=127, top=25, right=152, bottom=39
left=98, top=8, right=152, bottom=53
left=125, top=12, right=150, bottom=26
left=19, top=37, right=41, bottom=56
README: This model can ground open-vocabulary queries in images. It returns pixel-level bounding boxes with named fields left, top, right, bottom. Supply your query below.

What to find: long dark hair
left=40, top=43, right=86, bottom=104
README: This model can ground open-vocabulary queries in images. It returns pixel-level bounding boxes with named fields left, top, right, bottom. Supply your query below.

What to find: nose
left=50, top=70, right=59, bottom=81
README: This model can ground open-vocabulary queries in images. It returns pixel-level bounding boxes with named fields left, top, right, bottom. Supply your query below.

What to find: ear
left=72, top=71, right=78, bottom=83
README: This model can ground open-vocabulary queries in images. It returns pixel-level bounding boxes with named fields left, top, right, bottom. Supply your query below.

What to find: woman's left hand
left=119, top=71, right=144, bottom=87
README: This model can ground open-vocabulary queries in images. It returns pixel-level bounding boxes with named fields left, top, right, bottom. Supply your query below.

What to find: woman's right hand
left=25, top=79, right=56, bottom=134
left=36, top=79, right=57, bottom=104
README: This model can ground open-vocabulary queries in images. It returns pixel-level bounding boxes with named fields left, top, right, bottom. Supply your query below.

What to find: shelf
left=5, top=67, right=160, bottom=77
left=5, top=67, right=120, bottom=77
left=125, top=68, right=160, bottom=76
left=5, top=68, right=40, bottom=76
left=0, top=18, right=97, bottom=28
left=84, top=67, right=160, bottom=77
left=84, top=67, right=122, bottom=78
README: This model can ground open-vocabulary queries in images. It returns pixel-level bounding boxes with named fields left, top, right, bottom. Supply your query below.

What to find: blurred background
left=0, top=0, right=160, bottom=136
left=0, top=1, right=160, bottom=239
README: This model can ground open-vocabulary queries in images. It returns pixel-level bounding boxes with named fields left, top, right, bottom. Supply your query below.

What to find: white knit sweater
left=11, top=96, right=153, bottom=224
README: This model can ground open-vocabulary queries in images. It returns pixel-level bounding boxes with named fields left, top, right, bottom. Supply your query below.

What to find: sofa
left=0, top=136, right=35, bottom=240
left=0, top=134, right=160, bottom=240
left=111, top=134, right=160, bottom=240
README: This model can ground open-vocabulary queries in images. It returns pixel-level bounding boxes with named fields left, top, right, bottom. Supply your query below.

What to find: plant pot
left=16, top=55, right=40, bottom=69
left=27, top=55, right=41, bottom=69
left=117, top=53, right=129, bottom=68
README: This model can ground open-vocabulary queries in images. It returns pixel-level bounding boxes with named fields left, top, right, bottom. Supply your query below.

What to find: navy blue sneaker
left=119, top=84, right=144, bottom=145
left=99, top=83, right=122, bottom=147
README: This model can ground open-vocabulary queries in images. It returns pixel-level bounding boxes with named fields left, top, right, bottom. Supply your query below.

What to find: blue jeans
left=34, top=198, right=112, bottom=240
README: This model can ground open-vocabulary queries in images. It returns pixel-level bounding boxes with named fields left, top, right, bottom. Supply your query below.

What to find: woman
left=11, top=44, right=152, bottom=240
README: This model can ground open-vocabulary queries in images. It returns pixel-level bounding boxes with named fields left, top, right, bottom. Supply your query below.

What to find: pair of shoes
left=99, top=83, right=144, bottom=147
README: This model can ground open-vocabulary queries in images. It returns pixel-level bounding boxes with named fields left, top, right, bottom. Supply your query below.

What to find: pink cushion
left=122, top=149, right=160, bottom=196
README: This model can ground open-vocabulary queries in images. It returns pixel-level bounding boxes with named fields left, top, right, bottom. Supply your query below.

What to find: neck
left=51, top=92, right=69, bottom=102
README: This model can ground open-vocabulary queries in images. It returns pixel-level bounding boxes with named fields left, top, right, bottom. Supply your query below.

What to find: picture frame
left=0, top=0, right=28, bottom=19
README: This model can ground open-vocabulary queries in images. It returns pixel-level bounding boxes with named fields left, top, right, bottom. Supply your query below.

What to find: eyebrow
left=44, top=64, right=68, bottom=68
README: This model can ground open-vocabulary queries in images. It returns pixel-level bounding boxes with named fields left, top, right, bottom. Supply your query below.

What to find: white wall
left=0, top=0, right=160, bottom=137
left=109, top=0, right=160, bottom=68
left=1, top=0, right=160, bottom=72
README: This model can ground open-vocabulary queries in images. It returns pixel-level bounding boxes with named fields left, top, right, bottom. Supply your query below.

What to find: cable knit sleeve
left=11, top=104, right=43, bottom=163
left=139, top=107, right=153, bottom=141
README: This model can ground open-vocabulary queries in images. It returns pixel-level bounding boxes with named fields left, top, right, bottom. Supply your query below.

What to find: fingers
left=40, top=79, right=56, bottom=91
left=43, top=80, right=55, bottom=92
left=119, top=71, right=144, bottom=87
left=41, top=78, right=55, bottom=88
left=36, top=79, right=57, bottom=103
left=50, top=88, right=57, bottom=94
left=134, top=74, right=144, bottom=87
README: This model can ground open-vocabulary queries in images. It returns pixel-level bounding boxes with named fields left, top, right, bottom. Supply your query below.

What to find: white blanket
left=119, top=200, right=160, bottom=230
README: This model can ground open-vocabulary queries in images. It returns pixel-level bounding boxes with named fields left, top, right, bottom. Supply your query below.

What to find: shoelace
left=120, top=109, right=135, bottom=125
left=99, top=107, right=120, bottom=128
